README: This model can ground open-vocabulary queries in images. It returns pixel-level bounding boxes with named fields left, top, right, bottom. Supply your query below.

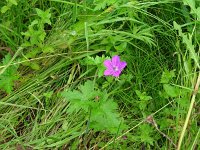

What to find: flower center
left=113, top=66, right=119, bottom=71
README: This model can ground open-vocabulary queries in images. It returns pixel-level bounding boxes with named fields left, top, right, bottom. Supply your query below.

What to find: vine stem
left=177, top=71, right=200, bottom=150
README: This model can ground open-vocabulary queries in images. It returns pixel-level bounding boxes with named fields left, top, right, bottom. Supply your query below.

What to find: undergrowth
left=0, top=0, right=199, bottom=149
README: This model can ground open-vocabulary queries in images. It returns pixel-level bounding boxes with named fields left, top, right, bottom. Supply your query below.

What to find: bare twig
left=146, top=115, right=177, bottom=148
left=0, top=47, right=14, bottom=55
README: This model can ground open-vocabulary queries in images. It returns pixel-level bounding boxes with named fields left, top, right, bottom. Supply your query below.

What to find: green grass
left=0, top=0, right=200, bottom=149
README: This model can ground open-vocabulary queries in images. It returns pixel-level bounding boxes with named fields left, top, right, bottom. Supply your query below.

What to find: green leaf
left=22, top=25, right=46, bottom=46
left=135, top=90, right=152, bottom=110
left=173, top=21, right=182, bottom=36
left=79, top=80, right=96, bottom=100
left=81, top=55, right=109, bottom=77
left=177, top=97, right=190, bottom=108
left=94, top=0, right=117, bottom=11
left=139, top=124, right=154, bottom=145
left=61, top=80, right=126, bottom=133
left=183, top=0, right=196, bottom=13
left=35, top=8, right=51, bottom=25
left=135, top=90, right=152, bottom=101
left=0, top=54, right=19, bottom=93
left=97, top=64, right=106, bottom=77
left=1, top=6, right=10, bottom=13
left=62, top=121, right=69, bottom=131
left=8, top=0, right=18, bottom=5
left=90, top=99, right=123, bottom=133
left=62, top=90, right=83, bottom=101
left=42, top=46, right=54, bottom=53
left=43, top=91, right=53, bottom=99
left=160, top=69, right=175, bottom=84
left=30, top=62, right=40, bottom=70
left=173, top=21, right=199, bottom=68
left=114, top=42, right=127, bottom=53
left=163, top=84, right=180, bottom=97
left=83, top=55, right=110, bottom=65
left=62, top=80, right=97, bottom=113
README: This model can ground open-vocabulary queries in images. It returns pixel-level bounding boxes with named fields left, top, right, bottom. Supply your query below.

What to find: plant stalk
left=177, top=71, right=200, bottom=150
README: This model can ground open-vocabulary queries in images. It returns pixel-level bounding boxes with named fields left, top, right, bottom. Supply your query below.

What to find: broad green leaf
left=177, top=97, right=190, bottom=108
left=1, top=6, right=10, bottom=13
left=114, top=42, right=127, bottom=53
left=183, top=0, right=196, bottom=13
left=163, top=84, right=180, bottom=97
left=62, top=90, right=82, bottom=101
left=97, top=64, right=106, bottom=77
left=8, top=0, right=18, bottom=5
left=30, top=62, right=40, bottom=70
left=42, top=46, right=54, bottom=53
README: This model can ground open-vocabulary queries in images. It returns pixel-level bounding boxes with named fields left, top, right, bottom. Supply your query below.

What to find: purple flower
left=104, top=55, right=127, bottom=77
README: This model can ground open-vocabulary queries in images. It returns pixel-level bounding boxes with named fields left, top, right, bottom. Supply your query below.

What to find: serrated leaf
left=94, top=1, right=107, bottom=11
left=173, top=21, right=199, bottom=67
left=79, top=80, right=96, bottom=100
left=160, top=69, right=176, bottom=84
left=135, top=90, right=152, bottom=110
left=81, top=55, right=110, bottom=77
left=97, top=64, right=106, bottom=77
left=62, top=80, right=96, bottom=113
left=35, top=8, right=51, bottom=25
left=61, top=80, right=125, bottom=133
left=135, top=90, right=152, bottom=101
left=139, top=124, right=154, bottom=145
left=94, top=0, right=117, bottom=11
left=0, top=54, right=19, bottom=93
left=82, top=56, right=95, bottom=65
left=90, top=99, right=122, bottom=133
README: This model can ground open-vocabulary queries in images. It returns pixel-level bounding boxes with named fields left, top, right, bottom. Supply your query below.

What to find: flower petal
left=104, top=69, right=113, bottom=76
left=112, top=70, right=121, bottom=77
left=119, top=61, right=127, bottom=70
left=104, top=60, right=112, bottom=69
left=112, top=55, right=120, bottom=67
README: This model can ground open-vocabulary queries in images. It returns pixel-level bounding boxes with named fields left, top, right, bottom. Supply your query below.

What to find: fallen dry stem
left=146, top=115, right=177, bottom=148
